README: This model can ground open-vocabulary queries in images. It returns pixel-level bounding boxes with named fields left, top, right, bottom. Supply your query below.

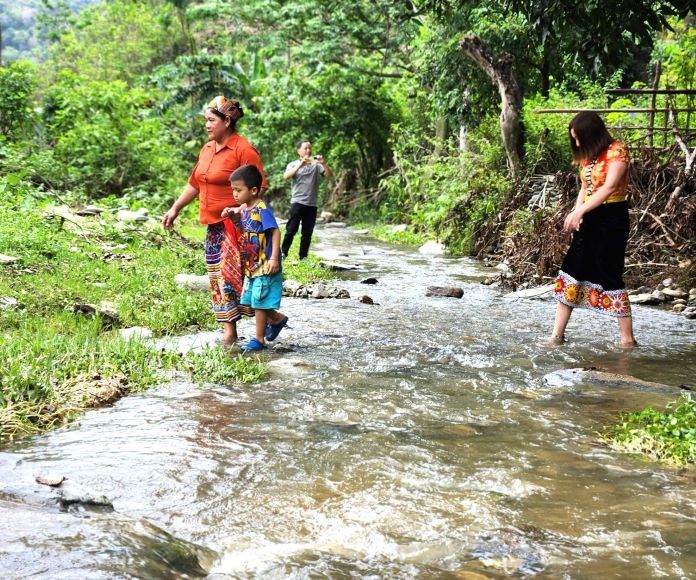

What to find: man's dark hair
left=295, top=139, right=310, bottom=150
left=230, top=164, right=262, bottom=190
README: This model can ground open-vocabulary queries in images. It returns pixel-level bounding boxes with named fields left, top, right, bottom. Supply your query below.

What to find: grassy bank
left=602, top=393, right=696, bottom=467
left=0, top=199, right=330, bottom=440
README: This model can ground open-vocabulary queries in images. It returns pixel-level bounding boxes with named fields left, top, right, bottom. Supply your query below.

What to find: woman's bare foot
left=619, top=339, right=639, bottom=348
left=547, top=334, right=566, bottom=345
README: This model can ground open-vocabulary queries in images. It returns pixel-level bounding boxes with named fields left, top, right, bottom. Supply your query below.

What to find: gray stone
left=323, top=221, right=347, bottom=228
left=283, top=280, right=303, bottom=295
left=0, top=254, right=20, bottom=264
left=310, top=283, right=331, bottom=299
left=418, top=240, right=446, bottom=255
left=662, top=277, right=673, bottom=288
left=663, top=287, right=688, bottom=299
left=319, top=261, right=361, bottom=271
left=673, top=304, right=686, bottom=313
left=629, top=286, right=652, bottom=295
left=391, top=224, right=408, bottom=233
left=116, top=209, right=149, bottom=223
left=689, top=287, right=696, bottom=297
left=504, top=285, right=554, bottom=299
left=628, top=293, right=656, bottom=304
left=495, top=262, right=511, bottom=272
left=426, top=286, right=464, bottom=299
left=358, top=295, right=374, bottom=304
left=175, top=274, right=209, bottom=292
left=328, top=287, right=350, bottom=299
left=319, top=210, right=335, bottom=222
left=651, top=290, right=667, bottom=302
left=0, top=296, right=19, bottom=310
left=120, top=327, right=153, bottom=341
left=673, top=299, right=687, bottom=306
left=360, top=277, right=379, bottom=285
left=352, top=229, right=369, bottom=235
left=685, top=312, right=696, bottom=320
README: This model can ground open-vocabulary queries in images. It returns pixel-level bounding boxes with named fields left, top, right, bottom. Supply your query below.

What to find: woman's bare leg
left=222, top=321, right=238, bottom=344
left=618, top=316, right=637, bottom=347
left=550, top=302, right=573, bottom=343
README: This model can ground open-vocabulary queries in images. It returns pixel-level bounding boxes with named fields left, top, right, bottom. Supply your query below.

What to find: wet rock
left=352, top=229, right=369, bottom=235
left=319, top=261, right=361, bottom=271
left=426, top=286, right=464, bottom=298
left=391, top=224, right=408, bottom=233
left=175, top=273, right=209, bottom=292
left=504, top=285, right=553, bottom=299
left=311, top=283, right=331, bottom=299
left=482, top=274, right=503, bottom=286
left=662, top=277, right=673, bottom=288
left=628, top=285, right=651, bottom=295
left=663, top=287, right=688, bottom=300
left=323, top=221, right=347, bottom=228
left=319, top=210, right=335, bottom=222
left=283, top=279, right=303, bottom=295
left=685, top=312, right=696, bottom=320
left=358, top=295, right=374, bottom=304
left=544, top=367, right=679, bottom=394
left=360, top=277, right=379, bottom=284
left=59, top=482, right=113, bottom=509
left=418, top=240, right=446, bottom=255
left=35, top=475, right=67, bottom=487
left=327, top=287, right=350, bottom=299
left=673, top=303, right=686, bottom=313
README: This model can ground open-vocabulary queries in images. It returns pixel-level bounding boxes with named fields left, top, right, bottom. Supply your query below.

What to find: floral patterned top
left=582, top=141, right=630, bottom=204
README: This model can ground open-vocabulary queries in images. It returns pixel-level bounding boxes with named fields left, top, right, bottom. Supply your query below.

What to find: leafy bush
left=602, top=393, right=696, bottom=467
left=0, top=61, right=36, bottom=139
left=42, top=71, right=186, bottom=203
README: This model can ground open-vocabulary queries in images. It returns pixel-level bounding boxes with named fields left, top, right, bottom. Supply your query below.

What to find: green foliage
left=0, top=61, right=36, bottom=138
left=359, top=224, right=429, bottom=247
left=43, top=0, right=181, bottom=85
left=42, top=71, right=185, bottom=201
left=602, top=393, right=696, bottom=467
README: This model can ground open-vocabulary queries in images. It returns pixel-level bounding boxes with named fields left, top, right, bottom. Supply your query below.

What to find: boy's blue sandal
left=265, top=316, right=289, bottom=342
left=241, top=338, right=266, bottom=353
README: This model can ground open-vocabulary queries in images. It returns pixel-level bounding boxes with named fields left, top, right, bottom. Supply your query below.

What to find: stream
left=1, top=225, right=695, bottom=578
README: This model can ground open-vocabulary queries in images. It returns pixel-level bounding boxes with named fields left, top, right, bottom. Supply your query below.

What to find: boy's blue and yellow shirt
left=239, top=201, right=279, bottom=278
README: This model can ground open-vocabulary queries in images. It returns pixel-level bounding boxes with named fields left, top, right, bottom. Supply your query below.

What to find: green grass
left=601, top=393, right=696, bottom=467
left=0, top=200, right=268, bottom=440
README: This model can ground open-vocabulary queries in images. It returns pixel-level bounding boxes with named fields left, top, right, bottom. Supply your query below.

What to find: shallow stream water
left=1, top=225, right=695, bottom=578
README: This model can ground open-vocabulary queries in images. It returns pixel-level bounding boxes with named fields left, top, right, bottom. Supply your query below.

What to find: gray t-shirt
left=286, top=160, right=325, bottom=207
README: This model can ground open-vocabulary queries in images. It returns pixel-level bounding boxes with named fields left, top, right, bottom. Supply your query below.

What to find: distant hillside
left=0, top=0, right=96, bottom=63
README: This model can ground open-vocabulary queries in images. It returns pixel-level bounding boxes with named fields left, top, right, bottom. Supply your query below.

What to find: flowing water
left=1, top=226, right=696, bottom=579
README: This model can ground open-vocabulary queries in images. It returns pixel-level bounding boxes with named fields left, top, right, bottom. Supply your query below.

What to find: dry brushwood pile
left=476, top=147, right=696, bottom=290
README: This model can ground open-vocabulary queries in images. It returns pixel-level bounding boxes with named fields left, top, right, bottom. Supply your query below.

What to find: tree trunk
left=459, top=35, right=524, bottom=180
left=434, top=115, right=449, bottom=157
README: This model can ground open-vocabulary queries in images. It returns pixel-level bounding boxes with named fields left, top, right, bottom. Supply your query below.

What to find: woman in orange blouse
left=162, top=96, right=267, bottom=345
left=551, top=111, right=637, bottom=347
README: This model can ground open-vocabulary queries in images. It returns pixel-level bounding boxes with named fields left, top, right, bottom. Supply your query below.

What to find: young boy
left=222, top=165, right=288, bottom=352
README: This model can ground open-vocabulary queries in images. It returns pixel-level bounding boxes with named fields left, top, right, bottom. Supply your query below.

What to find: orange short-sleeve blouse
left=581, top=141, right=630, bottom=204
left=188, top=133, right=268, bottom=225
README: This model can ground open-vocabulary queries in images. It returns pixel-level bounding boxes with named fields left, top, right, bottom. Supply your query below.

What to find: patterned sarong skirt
left=553, top=201, right=632, bottom=318
left=205, top=222, right=253, bottom=323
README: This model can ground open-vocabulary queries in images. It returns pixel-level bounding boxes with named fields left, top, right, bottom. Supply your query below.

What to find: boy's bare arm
left=266, top=228, right=282, bottom=274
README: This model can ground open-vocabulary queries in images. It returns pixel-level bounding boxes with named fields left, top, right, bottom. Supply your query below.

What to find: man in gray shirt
left=281, top=139, right=332, bottom=259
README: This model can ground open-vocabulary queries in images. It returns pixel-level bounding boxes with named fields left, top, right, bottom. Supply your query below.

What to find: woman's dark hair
left=230, top=164, right=262, bottom=191
left=568, top=111, right=613, bottom=164
left=295, top=139, right=310, bottom=150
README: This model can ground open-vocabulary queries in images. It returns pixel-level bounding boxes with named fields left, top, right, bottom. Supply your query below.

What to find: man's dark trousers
left=282, top=202, right=317, bottom=259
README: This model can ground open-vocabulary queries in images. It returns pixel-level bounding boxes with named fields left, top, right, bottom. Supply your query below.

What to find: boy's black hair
left=230, top=164, right=262, bottom=191
left=295, top=139, right=310, bottom=150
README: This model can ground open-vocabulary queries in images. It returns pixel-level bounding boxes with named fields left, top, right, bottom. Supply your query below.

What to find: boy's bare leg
left=222, top=321, right=238, bottom=344
left=266, top=309, right=286, bottom=325
left=255, top=309, right=269, bottom=343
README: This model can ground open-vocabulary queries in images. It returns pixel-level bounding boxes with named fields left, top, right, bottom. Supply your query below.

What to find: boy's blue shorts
left=240, top=271, right=283, bottom=310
